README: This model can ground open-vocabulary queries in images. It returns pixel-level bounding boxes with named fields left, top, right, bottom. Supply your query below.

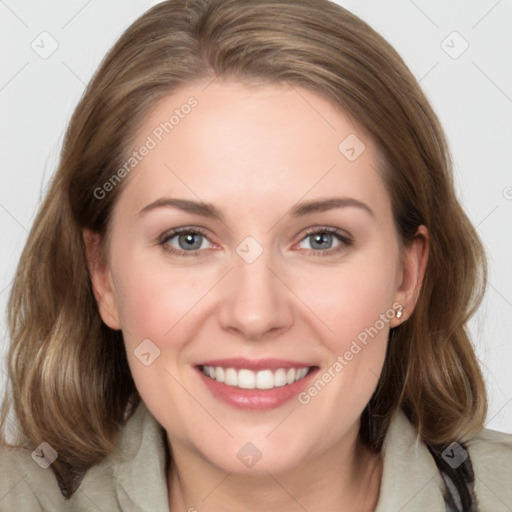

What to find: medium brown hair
left=1, top=0, right=487, bottom=497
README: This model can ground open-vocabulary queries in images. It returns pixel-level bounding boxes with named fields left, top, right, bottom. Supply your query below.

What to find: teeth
left=215, top=367, right=225, bottom=383
left=224, top=368, right=237, bottom=386
left=274, top=368, right=287, bottom=387
left=201, top=365, right=311, bottom=390
left=238, top=369, right=255, bottom=389
left=256, top=369, right=274, bottom=390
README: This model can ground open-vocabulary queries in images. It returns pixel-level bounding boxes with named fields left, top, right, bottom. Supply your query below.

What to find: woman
left=1, top=0, right=511, bottom=510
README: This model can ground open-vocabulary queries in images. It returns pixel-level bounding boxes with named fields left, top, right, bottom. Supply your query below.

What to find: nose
left=217, top=244, right=294, bottom=341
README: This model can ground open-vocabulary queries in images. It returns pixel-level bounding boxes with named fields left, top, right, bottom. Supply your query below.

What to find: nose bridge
left=217, top=236, right=293, bottom=339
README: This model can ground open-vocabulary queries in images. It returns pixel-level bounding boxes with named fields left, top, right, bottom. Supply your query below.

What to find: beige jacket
left=1, top=401, right=511, bottom=511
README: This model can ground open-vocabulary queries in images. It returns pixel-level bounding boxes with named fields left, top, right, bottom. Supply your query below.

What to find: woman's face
left=88, top=80, right=427, bottom=474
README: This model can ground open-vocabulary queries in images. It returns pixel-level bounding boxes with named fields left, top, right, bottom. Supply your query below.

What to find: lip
left=194, top=361, right=319, bottom=411
left=194, top=357, right=313, bottom=371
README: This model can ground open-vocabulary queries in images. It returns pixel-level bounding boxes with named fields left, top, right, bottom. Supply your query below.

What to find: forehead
left=119, top=80, right=389, bottom=219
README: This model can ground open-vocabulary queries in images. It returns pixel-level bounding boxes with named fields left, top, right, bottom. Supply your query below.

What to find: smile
left=200, top=365, right=312, bottom=390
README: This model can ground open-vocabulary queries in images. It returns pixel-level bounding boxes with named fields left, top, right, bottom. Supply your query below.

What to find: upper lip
left=195, top=358, right=315, bottom=371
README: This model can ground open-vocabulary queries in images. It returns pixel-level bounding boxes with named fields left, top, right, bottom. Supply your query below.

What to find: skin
left=84, top=80, right=429, bottom=511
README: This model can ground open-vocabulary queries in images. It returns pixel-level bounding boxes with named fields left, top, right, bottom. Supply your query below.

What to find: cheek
left=113, top=252, right=205, bottom=344
left=295, top=248, right=399, bottom=353
left=290, top=256, right=397, bottom=432
left=110, top=250, right=224, bottom=397
left=111, top=257, right=202, bottom=412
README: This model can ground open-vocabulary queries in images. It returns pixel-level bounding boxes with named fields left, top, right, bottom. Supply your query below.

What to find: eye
left=158, top=227, right=214, bottom=257
left=295, top=227, right=352, bottom=256
left=158, top=226, right=353, bottom=258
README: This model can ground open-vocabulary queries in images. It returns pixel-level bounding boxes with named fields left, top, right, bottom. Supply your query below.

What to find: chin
left=195, top=435, right=309, bottom=476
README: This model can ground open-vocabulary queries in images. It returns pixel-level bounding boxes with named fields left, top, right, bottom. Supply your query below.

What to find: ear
left=82, top=228, right=121, bottom=330
left=391, top=225, right=429, bottom=327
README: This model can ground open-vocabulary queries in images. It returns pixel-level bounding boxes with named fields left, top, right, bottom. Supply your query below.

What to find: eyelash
left=157, top=226, right=353, bottom=258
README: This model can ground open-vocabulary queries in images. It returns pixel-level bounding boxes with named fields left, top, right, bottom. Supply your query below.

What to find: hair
left=1, top=0, right=487, bottom=498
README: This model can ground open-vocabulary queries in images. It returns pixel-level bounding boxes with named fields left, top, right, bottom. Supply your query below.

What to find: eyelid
left=298, top=226, right=352, bottom=242
left=292, top=226, right=353, bottom=254
left=158, top=225, right=211, bottom=243
left=157, top=226, right=216, bottom=253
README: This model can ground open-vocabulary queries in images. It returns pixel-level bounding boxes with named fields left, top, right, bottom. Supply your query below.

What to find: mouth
left=194, top=358, right=319, bottom=410
left=198, top=365, right=312, bottom=390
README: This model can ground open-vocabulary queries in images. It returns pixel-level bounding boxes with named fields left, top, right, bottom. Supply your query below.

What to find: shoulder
left=0, top=401, right=169, bottom=512
left=0, top=443, right=69, bottom=511
left=0, top=441, right=120, bottom=511
left=465, top=426, right=512, bottom=510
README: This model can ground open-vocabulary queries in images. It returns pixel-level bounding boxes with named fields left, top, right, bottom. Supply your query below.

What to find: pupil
left=180, top=233, right=201, bottom=250
left=312, top=233, right=331, bottom=250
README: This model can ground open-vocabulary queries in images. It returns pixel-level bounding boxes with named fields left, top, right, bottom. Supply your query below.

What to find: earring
left=395, top=305, right=404, bottom=319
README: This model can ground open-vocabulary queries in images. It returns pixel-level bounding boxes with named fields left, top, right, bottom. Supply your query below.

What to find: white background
left=1, top=0, right=511, bottom=433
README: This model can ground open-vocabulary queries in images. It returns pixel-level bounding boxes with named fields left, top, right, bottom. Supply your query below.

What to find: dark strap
left=427, top=442, right=478, bottom=511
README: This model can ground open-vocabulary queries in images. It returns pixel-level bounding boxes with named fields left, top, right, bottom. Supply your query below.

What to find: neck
left=167, top=430, right=383, bottom=512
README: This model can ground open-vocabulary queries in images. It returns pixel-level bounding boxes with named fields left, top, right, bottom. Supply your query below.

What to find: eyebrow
left=139, top=197, right=374, bottom=219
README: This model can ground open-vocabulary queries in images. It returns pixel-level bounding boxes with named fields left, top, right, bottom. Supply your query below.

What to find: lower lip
left=195, top=366, right=318, bottom=410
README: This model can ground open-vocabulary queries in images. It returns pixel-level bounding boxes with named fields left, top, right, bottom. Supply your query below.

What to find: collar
left=375, top=407, right=446, bottom=511
left=103, top=401, right=446, bottom=511
left=110, top=400, right=170, bottom=511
